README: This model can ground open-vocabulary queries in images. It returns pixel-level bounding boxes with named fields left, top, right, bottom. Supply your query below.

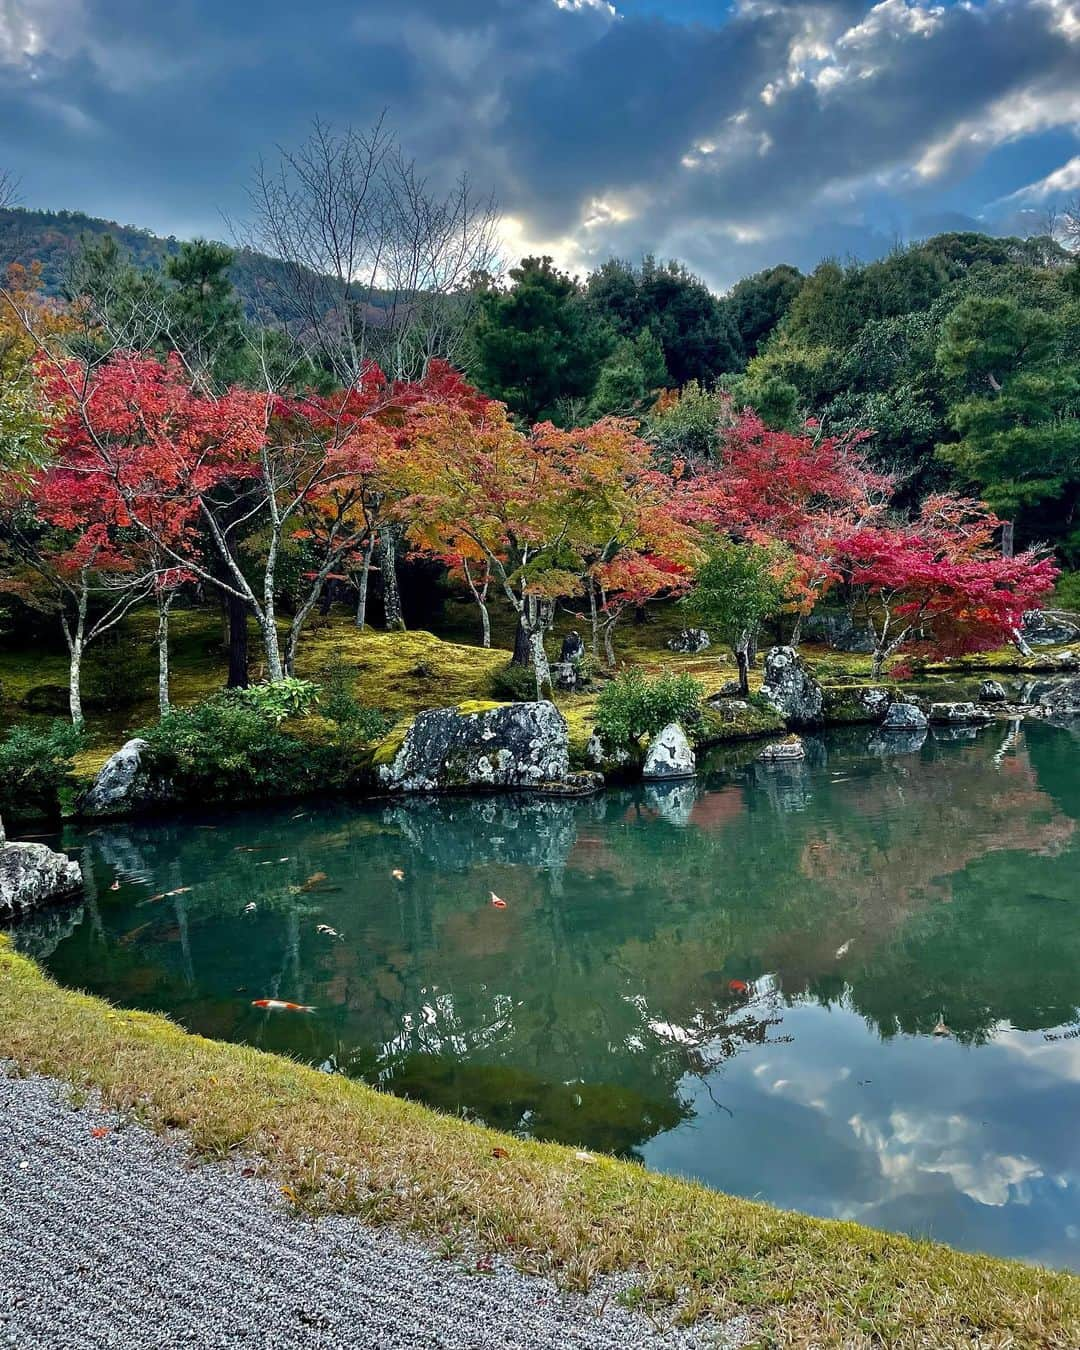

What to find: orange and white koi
left=490, top=891, right=508, bottom=909
left=251, top=999, right=315, bottom=1013
left=392, top=869, right=405, bottom=881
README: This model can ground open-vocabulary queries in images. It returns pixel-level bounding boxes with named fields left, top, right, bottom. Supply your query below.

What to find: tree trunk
left=511, top=615, right=531, bottom=666
left=602, top=619, right=616, bottom=670
left=226, top=593, right=249, bottom=688
left=735, top=645, right=749, bottom=698
left=379, top=528, right=405, bottom=631
left=355, top=536, right=374, bottom=629
left=1001, top=519, right=1015, bottom=559
left=529, top=627, right=552, bottom=700
left=871, top=649, right=885, bottom=680
left=68, top=641, right=84, bottom=727
left=747, top=628, right=758, bottom=668
left=587, top=577, right=601, bottom=663
left=157, top=591, right=175, bottom=716
left=478, top=599, right=491, bottom=648
left=318, top=579, right=335, bottom=616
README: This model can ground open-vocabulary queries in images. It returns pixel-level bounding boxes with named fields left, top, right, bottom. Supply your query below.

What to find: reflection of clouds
left=849, top=1109, right=1045, bottom=1209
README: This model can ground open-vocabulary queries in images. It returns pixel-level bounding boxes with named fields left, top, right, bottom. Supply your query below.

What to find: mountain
left=0, top=206, right=352, bottom=325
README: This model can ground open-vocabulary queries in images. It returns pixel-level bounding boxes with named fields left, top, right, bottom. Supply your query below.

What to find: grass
left=1, top=936, right=1076, bottom=1348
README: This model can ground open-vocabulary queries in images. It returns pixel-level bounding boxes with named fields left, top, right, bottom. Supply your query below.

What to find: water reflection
left=10, top=721, right=1080, bottom=1268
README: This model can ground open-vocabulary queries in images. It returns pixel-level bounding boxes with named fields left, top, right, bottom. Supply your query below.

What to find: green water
left=13, top=719, right=1080, bottom=1270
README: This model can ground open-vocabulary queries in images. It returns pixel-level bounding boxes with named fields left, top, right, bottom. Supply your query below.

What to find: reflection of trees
left=24, top=722, right=1080, bottom=1154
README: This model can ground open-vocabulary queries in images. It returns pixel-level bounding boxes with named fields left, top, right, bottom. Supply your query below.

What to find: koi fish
left=251, top=999, right=315, bottom=1013
left=490, top=891, right=508, bottom=909
left=145, top=893, right=166, bottom=904
left=243, top=902, right=257, bottom=914
left=109, top=880, right=121, bottom=892
left=728, top=979, right=748, bottom=994
left=835, top=939, right=853, bottom=959
left=392, top=869, right=405, bottom=881
left=316, top=924, right=341, bottom=939
left=165, top=887, right=192, bottom=896
left=299, top=872, right=328, bottom=893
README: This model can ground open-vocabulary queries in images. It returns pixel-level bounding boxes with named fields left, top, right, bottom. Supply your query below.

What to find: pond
left=11, top=718, right=1080, bottom=1271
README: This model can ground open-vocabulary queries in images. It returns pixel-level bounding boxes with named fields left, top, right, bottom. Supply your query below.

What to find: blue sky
left=1, top=0, right=1078, bottom=290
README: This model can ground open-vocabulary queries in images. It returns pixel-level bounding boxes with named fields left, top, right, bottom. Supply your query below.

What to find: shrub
left=320, top=659, right=391, bottom=744
left=0, top=720, right=84, bottom=823
left=1054, top=571, right=1080, bottom=613
left=137, top=696, right=315, bottom=803
left=489, top=662, right=539, bottom=702
left=229, top=677, right=321, bottom=723
left=594, top=667, right=703, bottom=753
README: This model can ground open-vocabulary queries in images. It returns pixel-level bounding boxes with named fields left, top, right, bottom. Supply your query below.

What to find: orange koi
left=251, top=999, right=316, bottom=1013
left=490, top=891, right=508, bottom=909
left=728, top=979, right=748, bottom=994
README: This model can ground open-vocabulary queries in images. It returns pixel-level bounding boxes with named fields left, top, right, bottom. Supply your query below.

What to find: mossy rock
left=371, top=719, right=413, bottom=768
left=21, top=685, right=72, bottom=714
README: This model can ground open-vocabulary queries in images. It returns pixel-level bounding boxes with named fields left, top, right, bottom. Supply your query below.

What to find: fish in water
left=932, top=1020, right=952, bottom=1038
left=119, top=922, right=152, bottom=946
left=165, top=887, right=192, bottom=896
left=316, top=924, right=342, bottom=939
left=835, top=939, right=853, bottom=959
left=392, top=869, right=405, bottom=881
left=299, top=872, right=328, bottom=893
left=251, top=999, right=315, bottom=1013
left=728, top=979, right=748, bottom=994
left=109, top=880, right=121, bottom=892
left=490, top=891, right=508, bottom=909
left=243, top=902, right=257, bottom=914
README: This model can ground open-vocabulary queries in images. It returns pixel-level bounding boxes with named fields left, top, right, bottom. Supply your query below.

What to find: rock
left=1020, top=610, right=1080, bottom=647
left=757, top=737, right=806, bottom=762
left=979, top=679, right=1008, bottom=703
left=585, top=732, right=630, bottom=772
left=880, top=701, right=928, bottom=731
left=645, top=780, right=698, bottom=826
left=867, top=727, right=927, bottom=757
left=759, top=646, right=824, bottom=726
left=77, top=738, right=173, bottom=818
left=928, top=702, right=993, bottom=725
left=801, top=611, right=876, bottom=653
left=857, top=687, right=891, bottom=719
left=376, top=701, right=571, bottom=794
left=642, top=723, right=696, bottom=780
left=666, top=628, right=710, bottom=654
left=21, top=684, right=71, bottom=714
left=0, top=815, right=82, bottom=919
left=536, top=771, right=605, bottom=797
left=932, top=724, right=984, bottom=742
left=1038, top=678, right=1080, bottom=715
left=550, top=660, right=588, bottom=693
left=559, top=631, right=586, bottom=663
left=714, top=680, right=744, bottom=699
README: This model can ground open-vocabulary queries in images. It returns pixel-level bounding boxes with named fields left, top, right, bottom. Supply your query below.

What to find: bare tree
left=0, top=171, right=18, bottom=211
left=243, top=118, right=500, bottom=388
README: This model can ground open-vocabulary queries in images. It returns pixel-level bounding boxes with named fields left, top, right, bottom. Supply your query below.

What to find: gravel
left=0, top=1073, right=748, bottom=1350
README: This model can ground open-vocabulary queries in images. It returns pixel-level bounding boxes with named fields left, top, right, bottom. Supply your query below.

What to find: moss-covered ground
left=2, top=938, right=1077, bottom=1349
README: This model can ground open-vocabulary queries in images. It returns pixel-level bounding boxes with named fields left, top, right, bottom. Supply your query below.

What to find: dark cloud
left=1, top=0, right=1077, bottom=287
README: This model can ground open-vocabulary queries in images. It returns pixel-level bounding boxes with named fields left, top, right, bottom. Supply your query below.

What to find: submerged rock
left=759, top=646, right=824, bottom=726
left=77, top=738, right=173, bottom=818
left=928, top=702, right=993, bottom=725
left=0, top=815, right=82, bottom=919
left=642, top=723, right=696, bottom=780
left=879, top=701, right=928, bottom=731
left=757, top=737, right=806, bottom=763
left=376, top=701, right=571, bottom=794
left=867, top=727, right=927, bottom=757
left=667, top=628, right=710, bottom=654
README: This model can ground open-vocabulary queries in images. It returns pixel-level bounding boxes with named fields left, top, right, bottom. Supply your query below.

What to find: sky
left=1, top=0, right=1079, bottom=291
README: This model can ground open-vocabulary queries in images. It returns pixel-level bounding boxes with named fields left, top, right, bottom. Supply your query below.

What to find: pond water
left=12, top=718, right=1080, bottom=1271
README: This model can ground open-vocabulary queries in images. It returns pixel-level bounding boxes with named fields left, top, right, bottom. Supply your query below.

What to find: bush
left=0, top=720, right=84, bottom=823
left=229, top=677, right=321, bottom=723
left=489, top=662, right=539, bottom=702
left=594, top=667, right=703, bottom=753
left=138, top=696, right=316, bottom=804
left=1054, top=572, right=1080, bottom=613
left=320, top=659, right=391, bottom=744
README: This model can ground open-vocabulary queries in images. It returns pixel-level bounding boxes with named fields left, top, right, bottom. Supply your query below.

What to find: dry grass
left=2, top=938, right=1076, bottom=1348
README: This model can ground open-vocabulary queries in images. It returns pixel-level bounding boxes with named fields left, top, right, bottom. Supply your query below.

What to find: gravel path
left=0, top=1074, right=746, bottom=1350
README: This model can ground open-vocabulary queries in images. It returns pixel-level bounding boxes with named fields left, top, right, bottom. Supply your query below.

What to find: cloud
left=0, top=0, right=1078, bottom=288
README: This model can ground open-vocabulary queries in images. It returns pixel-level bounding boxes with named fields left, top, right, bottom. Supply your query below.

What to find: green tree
left=472, top=256, right=610, bottom=423
left=589, top=329, right=668, bottom=417
left=936, top=293, right=1080, bottom=558
left=722, top=263, right=803, bottom=360
left=683, top=538, right=797, bottom=694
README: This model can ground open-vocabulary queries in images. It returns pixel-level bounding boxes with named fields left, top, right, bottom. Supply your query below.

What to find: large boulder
left=801, top=611, right=876, bottom=654
left=1039, top=678, right=1080, bottom=716
left=0, top=816, right=82, bottom=919
left=979, top=680, right=1008, bottom=703
left=759, top=646, right=824, bottom=726
left=1020, top=610, right=1080, bottom=647
left=642, top=723, right=696, bottom=780
left=76, top=738, right=173, bottom=818
left=376, top=701, right=572, bottom=794
left=667, top=628, right=710, bottom=655
left=880, top=701, right=928, bottom=731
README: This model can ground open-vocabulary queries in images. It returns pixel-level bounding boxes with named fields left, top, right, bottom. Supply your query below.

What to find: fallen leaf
left=90, top=1127, right=110, bottom=1139
left=491, top=1146, right=510, bottom=1160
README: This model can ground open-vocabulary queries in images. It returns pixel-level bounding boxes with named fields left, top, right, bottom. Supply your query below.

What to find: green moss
left=455, top=700, right=505, bottom=716
left=371, top=719, right=412, bottom=768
